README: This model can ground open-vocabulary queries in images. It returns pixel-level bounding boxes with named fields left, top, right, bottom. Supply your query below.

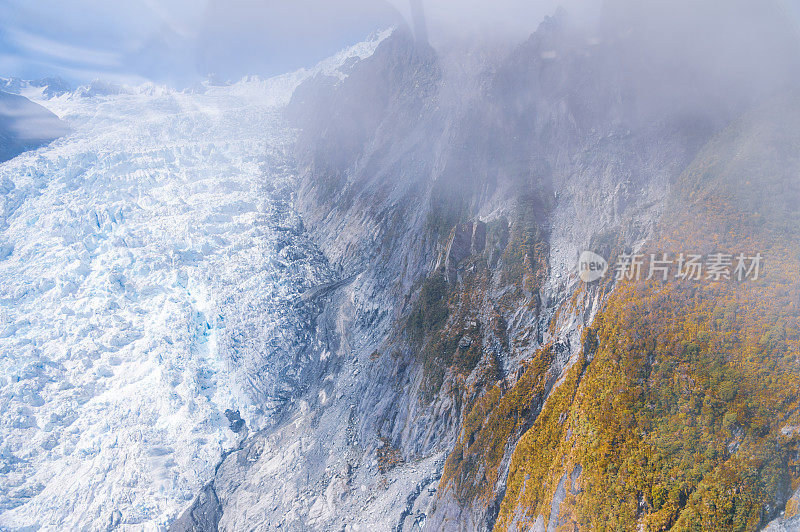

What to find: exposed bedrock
left=175, top=3, right=800, bottom=529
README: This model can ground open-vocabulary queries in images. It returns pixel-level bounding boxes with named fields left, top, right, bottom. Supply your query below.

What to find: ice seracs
left=0, top=31, right=390, bottom=531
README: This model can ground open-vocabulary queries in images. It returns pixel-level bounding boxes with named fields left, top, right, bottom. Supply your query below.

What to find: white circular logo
left=577, top=251, right=609, bottom=283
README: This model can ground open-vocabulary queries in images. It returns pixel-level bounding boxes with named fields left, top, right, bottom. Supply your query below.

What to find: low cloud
left=1, top=0, right=798, bottom=88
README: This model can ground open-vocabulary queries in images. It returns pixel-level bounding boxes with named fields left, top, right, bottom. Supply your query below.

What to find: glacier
left=0, top=32, right=390, bottom=531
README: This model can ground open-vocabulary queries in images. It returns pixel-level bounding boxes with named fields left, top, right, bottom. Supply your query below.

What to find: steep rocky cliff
left=174, top=5, right=800, bottom=530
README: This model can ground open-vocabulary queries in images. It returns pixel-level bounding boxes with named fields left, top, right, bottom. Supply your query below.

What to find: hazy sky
left=0, top=0, right=200, bottom=83
left=0, top=0, right=596, bottom=85
left=0, top=0, right=393, bottom=84
left=1, top=0, right=798, bottom=86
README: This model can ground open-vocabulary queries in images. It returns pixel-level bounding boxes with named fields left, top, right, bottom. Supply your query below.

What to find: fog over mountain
left=1, top=1, right=800, bottom=531
left=3, top=0, right=798, bottom=84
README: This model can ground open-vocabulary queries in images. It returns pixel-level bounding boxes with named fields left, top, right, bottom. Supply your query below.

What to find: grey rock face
left=438, top=222, right=487, bottom=283
left=174, top=5, right=798, bottom=530
left=764, top=516, right=800, bottom=532
left=224, top=410, right=246, bottom=434
left=170, top=484, right=222, bottom=532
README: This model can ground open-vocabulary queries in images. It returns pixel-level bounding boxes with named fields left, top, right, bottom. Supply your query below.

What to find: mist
left=2, top=0, right=798, bottom=89
left=3, top=1, right=800, bottom=531
left=390, top=0, right=602, bottom=44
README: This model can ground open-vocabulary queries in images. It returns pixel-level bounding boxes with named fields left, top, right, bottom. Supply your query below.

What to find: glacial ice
left=0, top=31, right=390, bottom=531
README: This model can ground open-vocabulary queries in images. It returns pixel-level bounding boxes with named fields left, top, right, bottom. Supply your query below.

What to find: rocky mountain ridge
left=174, top=6, right=800, bottom=530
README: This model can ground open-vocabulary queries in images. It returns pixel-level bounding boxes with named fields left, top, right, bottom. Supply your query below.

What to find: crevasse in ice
left=0, top=31, right=390, bottom=530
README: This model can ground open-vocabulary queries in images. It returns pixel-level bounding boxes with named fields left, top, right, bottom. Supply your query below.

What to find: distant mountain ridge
left=0, top=77, right=73, bottom=100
